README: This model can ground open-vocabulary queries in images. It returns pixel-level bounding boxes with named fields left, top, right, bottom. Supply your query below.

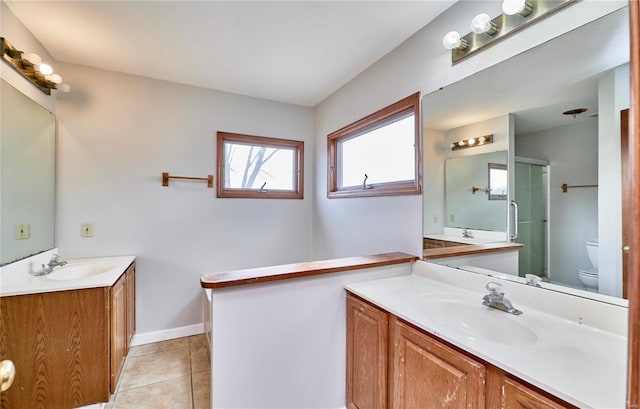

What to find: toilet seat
left=578, top=268, right=598, bottom=277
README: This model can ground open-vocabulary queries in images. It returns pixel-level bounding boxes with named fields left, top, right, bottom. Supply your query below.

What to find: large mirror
left=422, top=5, right=629, bottom=302
left=1, top=79, right=56, bottom=265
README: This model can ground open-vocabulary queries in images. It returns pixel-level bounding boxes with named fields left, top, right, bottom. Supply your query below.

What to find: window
left=327, top=92, right=421, bottom=198
left=217, top=132, right=304, bottom=199
left=488, top=163, right=507, bottom=200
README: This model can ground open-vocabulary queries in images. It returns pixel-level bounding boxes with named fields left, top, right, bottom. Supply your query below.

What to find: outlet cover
left=81, top=223, right=94, bottom=237
left=15, top=224, right=30, bottom=239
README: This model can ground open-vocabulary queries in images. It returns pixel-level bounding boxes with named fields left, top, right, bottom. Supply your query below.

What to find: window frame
left=327, top=92, right=422, bottom=198
left=216, top=131, right=304, bottom=199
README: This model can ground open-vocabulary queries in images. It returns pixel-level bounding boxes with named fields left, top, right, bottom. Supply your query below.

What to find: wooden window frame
left=327, top=92, right=422, bottom=198
left=216, top=131, right=304, bottom=199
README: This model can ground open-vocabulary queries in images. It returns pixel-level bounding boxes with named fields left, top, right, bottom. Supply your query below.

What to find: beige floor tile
left=130, top=337, right=189, bottom=357
left=113, top=374, right=193, bottom=409
left=192, top=370, right=211, bottom=409
left=190, top=348, right=210, bottom=374
left=188, top=334, right=208, bottom=354
left=118, top=347, right=190, bottom=391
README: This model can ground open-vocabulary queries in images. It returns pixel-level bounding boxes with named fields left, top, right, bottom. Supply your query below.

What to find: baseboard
left=131, top=323, right=204, bottom=346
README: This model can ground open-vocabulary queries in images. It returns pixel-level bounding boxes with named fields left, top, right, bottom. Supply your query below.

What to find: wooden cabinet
left=346, top=295, right=388, bottom=409
left=390, top=317, right=485, bottom=408
left=111, top=262, right=136, bottom=392
left=0, top=261, right=136, bottom=409
left=345, top=292, right=574, bottom=409
left=498, top=375, right=569, bottom=409
left=125, top=263, right=136, bottom=350
left=110, top=272, right=127, bottom=392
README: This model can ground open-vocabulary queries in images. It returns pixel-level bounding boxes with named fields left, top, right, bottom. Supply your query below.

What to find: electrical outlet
left=81, top=223, right=94, bottom=237
left=432, top=215, right=438, bottom=223
left=15, top=224, right=30, bottom=239
left=450, top=214, right=455, bottom=222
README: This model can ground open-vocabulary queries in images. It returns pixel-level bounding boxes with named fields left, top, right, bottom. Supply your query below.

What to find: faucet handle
left=486, top=281, right=502, bottom=295
left=525, top=274, right=542, bottom=287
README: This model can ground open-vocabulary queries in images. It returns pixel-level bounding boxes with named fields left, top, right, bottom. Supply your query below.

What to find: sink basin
left=425, top=300, right=538, bottom=346
left=45, top=263, right=111, bottom=281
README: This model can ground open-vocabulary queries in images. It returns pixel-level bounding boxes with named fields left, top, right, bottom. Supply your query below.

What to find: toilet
left=577, top=241, right=599, bottom=292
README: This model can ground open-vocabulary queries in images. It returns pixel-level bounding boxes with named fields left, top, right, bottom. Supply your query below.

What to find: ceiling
left=6, top=0, right=456, bottom=107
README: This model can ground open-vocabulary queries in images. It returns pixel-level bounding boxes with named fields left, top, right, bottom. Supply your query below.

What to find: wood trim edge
left=423, top=242, right=524, bottom=260
left=201, top=252, right=418, bottom=289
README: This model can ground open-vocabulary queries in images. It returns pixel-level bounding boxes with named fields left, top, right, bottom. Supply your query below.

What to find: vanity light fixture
left=502, top=0, right=533, bottom=17
left=442, top=31, right=467, bottom=50
left=471, top=13, right=499, bottom=35
left=0, top=37, right=70, bottom=95
left=450, top=134, right=494, bottom=151
left=443, top=0, right=576, bottom=64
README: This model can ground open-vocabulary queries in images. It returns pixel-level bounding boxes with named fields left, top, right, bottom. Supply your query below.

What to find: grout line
left=189, top=336, right=196, bottom=409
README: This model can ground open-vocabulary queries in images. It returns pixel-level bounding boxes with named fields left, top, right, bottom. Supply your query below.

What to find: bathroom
left=1, top=0, right=639, bottom=408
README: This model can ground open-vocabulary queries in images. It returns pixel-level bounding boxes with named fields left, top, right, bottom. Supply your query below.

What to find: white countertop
left=0, top=255, right=135, bottom=297
left=346, top=272, right=626, bottom=409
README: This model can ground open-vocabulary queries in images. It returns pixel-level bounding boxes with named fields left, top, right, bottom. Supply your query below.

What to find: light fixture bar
left=0, top=37, right=59, bottom=95
left=451, top=134, right=494, bottom=151
left=451, top=0, right=576, bottom=64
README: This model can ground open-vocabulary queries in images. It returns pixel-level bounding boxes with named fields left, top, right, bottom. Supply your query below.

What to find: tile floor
left=105, top=335, right=210, bottom=409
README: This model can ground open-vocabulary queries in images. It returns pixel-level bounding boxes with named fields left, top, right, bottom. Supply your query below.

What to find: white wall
left=208, top=262, right=412, bottom=409
left=598, top=63, right=630, bottom=297
left=423, top=127, right=445, bottom=234
left=54, top=63, right=314, bottom=334
left=515, top=119, right=599, bottom=288
left=312, top=0, right=624, bottom=261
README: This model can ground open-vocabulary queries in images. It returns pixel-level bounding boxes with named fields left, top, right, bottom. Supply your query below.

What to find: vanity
left=346, top=262, right=626, bottom=409
left=0, top=254, right=136, bottom=409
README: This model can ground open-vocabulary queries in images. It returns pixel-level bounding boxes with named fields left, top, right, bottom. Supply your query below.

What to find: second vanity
left=0, top=253, right=136, bottom=409
left=346, top=261, right=627, bottom=409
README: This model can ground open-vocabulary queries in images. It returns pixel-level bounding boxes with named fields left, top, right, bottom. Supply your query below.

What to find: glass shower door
left=515, top=161, right=548, bottom=278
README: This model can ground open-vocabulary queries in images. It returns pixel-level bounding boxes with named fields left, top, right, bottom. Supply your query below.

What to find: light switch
left=81, top=223, right=94, bottom=237
left=15, top=224, right=30, bottom=239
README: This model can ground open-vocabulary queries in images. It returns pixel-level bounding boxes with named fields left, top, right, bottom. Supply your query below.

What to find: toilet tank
left=586, top=241, right=598, bottom=268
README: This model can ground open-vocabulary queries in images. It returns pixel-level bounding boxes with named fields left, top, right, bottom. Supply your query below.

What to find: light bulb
left=468, top=138, right=477, bottom=146
left=442, top=31, right=467, bottom=50
left=46, top=74, right=62, bottom=84
left=478, top=136, right=486, bottom=143
left=458, top=140, right=466, bottom=147
left=502, top=0, right=533, bottom=16
left=471, top=13, right=496, bottom=35
left=39, top=63, right=53, bottom=75
left=23, top=53, right=42, bottom=65
left=58, top=83, right=71, bottom=93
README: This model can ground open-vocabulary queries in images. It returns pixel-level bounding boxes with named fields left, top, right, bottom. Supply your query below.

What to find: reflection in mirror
left=445, top=151, right=507, bottom=232
left=488, top=163, right=507, bottom=200
left=422, top=6, right=629, bottom=302
left=1, top=79, right=55, bottom=265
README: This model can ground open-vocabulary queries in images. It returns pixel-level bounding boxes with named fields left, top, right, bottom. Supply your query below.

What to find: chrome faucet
left=482, top=282, right=522, bottom=315
left=462, top=228, right=474, bottom=238
left=33, top=254, right=68, bottom=276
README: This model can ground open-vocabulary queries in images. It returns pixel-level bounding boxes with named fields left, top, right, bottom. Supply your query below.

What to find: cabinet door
left=0, top=288, right=109, bottom=409
left=110, top=273, right=127, bottom=393
left=125, top=263, right=136, bottom=351
left=346, top=294, right=388, bottom=409
left=390, top=317, right=485, bottom=409
left=502, top=377, right=570, bottom=409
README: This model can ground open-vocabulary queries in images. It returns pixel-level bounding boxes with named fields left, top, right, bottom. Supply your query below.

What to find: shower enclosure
left=514, top=158, right=549, bottom=279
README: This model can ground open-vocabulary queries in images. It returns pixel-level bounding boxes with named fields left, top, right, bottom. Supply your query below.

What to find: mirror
left=445, top=151, right=508, bottom=232
left=1, top=79, right=56, bottom=265
left=422, top=6, right=629, bottom=301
